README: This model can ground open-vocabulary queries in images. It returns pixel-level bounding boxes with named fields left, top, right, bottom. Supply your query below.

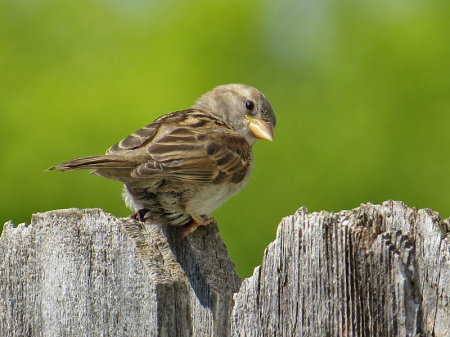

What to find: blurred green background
left=1, top=0, right=449, bottom=278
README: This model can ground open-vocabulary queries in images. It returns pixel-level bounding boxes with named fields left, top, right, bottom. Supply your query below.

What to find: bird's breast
left=185, top=161, right=254, bottom=216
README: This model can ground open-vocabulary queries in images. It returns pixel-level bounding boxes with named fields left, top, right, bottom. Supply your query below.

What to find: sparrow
left=48, top=84, right=276, bottom=238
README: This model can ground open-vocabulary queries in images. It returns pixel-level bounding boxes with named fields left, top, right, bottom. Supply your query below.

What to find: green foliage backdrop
left=1, top=0, right=449, bottom=277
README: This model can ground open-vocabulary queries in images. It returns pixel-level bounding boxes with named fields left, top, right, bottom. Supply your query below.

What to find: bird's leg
left=132, top=208, right=150, bottom=222
left=182, top=214, right=216, bottom=239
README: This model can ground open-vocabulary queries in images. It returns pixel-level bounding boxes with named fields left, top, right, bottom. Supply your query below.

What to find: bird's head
left=192, top=84, right=276, bottom=146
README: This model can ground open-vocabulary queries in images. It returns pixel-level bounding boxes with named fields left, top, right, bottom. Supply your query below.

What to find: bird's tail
left=47, top=155, right=134, bottom=172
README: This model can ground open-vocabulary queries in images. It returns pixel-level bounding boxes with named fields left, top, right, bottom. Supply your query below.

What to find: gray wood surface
left=1, top=201, right=449, bottom=336
left=232, top=201, right=450, bottom=337
left=0, top=208, right=241, bottom=337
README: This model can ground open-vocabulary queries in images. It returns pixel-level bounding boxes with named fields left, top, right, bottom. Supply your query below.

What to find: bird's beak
left=245, top=116, right=274, bottom=142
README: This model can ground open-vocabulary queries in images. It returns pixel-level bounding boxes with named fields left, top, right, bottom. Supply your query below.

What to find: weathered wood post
left=1, top=201, right=449, bottom=336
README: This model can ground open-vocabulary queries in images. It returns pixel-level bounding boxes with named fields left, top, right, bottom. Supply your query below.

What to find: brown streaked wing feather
left=106, top=109, right=201, bottom=154
left=107, top=122, right=161, bottom=154
left=130, top=112, right=251, bottom=184
left=204, top=133, right=251, bottom=183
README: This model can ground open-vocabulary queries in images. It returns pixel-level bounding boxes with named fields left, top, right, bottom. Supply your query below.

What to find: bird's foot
left=182, top=214, right=216, bottom=240
left=132, top=208, right=150, bottom=222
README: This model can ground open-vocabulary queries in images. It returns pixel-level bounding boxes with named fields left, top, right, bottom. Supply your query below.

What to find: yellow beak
left=245, top=116, right=274, bottom=142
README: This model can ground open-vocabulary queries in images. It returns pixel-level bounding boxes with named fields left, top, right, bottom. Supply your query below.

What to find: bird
left=48, top=84, right=276, bottom=238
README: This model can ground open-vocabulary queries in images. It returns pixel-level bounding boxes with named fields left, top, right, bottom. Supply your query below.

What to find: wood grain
left=1, top=201, right=449, bottom=336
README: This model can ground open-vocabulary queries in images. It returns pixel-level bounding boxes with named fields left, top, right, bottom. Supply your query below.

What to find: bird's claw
left=182, top=215, right=216, bottom=240
left=132, top=208, right=149, bottom=222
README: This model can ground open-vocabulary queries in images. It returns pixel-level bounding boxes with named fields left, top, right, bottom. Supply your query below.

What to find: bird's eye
left=245, top=100, right=255, bottom=111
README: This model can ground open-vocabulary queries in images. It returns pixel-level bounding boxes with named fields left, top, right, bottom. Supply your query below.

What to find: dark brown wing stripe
left=167, top=128, right=195, bottom=136
left=230, top=168, right=248, bottom=183
left=119, top=123, right=160, bottom=149
left=149, top=144, right=204, bottom=156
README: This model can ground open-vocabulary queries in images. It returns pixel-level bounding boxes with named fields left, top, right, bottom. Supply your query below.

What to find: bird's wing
left=106, top=116, right=165, bottom=154
left=114, top=110, right=252, bottom=184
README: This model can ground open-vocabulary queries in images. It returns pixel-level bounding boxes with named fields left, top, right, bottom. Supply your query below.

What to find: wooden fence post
left=1, top=201, right=449, bottom=336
